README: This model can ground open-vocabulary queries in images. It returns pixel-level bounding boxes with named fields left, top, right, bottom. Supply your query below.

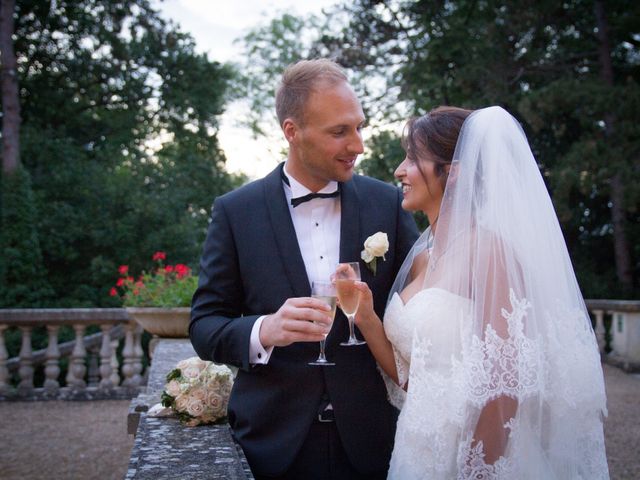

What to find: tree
left=0, top=0, right=242, bottom=307
left=1, top=0, right=19, bottom=174
left=1, top=0, right=53, bottom=305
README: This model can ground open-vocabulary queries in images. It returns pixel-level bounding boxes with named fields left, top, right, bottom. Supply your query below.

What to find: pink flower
left=153, top=251, right=167, bottom=261
left=116, top=278, right=125, bottom=287
left=118, top=265, right=129, bottom=275
left=165, top=265, right=174, bottom=273
left=109, top=287, right=118, bottom=297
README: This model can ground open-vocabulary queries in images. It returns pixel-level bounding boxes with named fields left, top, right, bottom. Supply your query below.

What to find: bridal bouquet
left=159, top=357, right=234, bottom=426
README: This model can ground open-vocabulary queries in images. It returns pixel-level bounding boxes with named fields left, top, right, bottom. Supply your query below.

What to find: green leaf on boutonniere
left=366, top=257, right=377, bottom=275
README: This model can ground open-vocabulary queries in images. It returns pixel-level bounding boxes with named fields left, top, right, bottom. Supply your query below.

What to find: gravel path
left=0, top=363, right=637, bottom=480
left=0, top=400, right=134, bottom=480
left=602, top=364, right=640, bottom=480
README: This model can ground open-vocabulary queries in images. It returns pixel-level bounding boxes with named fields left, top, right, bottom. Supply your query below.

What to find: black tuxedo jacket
left=190, top=164, right=419, bottom=476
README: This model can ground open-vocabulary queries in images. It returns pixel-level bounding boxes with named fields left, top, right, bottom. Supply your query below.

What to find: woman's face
left=394, top=147, right=446, bottom=215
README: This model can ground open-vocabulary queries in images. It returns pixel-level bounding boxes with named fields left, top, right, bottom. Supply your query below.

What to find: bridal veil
left=385, top=106, right=609, bottom=478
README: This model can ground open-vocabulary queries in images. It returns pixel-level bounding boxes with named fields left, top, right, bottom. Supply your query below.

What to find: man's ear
left=282, top=118, right=298, bottom=143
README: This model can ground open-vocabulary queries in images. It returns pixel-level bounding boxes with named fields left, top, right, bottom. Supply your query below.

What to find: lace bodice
left=381, top=288, right=609, bottom=480
left=383, top=288, right=469, bottom=408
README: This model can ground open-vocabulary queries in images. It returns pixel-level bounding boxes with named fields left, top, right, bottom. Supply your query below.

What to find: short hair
left=275, top=59, right=349, bottom=127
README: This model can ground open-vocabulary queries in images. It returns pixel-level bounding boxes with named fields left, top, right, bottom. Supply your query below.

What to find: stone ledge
left=0, top=385, right=142, bottom=402
left=126, top=416, right=249, bottom=480
left=126, top=338, right=253, bottom=479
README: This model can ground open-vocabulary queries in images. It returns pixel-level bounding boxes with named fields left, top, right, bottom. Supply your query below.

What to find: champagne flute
left=309, top=281, right=337, bottom=366
left=335, top=262, right=366, bottom=346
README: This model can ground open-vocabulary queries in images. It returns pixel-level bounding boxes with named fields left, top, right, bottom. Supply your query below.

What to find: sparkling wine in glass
left=309, top=281, right=337, bottom=366
left=335, top=262, right=366, bottom=346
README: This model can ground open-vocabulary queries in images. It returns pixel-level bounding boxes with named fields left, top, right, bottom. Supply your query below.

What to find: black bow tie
left=281, top=168, right=340, bottom=208
left=290, top=190, right=339, bottom=207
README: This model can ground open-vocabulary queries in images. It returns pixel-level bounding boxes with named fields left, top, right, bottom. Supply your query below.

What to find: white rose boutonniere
left=159, top=356, right=235, bottom=427
left=361, top=232, right=389, bottom=275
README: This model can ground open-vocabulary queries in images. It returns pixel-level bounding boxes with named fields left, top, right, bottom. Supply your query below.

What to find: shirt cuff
left=249, top=315, right=274, bottom=364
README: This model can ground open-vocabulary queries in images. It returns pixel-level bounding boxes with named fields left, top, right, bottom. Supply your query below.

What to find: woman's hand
left=352, top=280, right=401, bottom=386
left=353, top=281, right=378, bottom=332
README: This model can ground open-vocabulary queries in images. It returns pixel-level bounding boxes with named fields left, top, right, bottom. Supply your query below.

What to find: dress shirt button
left=257, top=353, right=262, bottom=359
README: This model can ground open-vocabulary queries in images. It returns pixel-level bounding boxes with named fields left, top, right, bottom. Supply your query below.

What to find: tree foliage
left=0, top=0, right=244, bottom=307
left=237, top=0, right=640, bottom=297
left=0, top=166, right=53, bottom=306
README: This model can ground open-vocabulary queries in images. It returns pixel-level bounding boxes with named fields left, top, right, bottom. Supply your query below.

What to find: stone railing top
left=0, top=308, right=129, bottom=326
left=126, top=338, right=253, bottom=479
left=585, top=299, right=640, bottom=313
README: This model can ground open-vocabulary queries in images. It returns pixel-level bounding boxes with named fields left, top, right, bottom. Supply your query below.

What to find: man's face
left=285, top=80, right=365, bottom=191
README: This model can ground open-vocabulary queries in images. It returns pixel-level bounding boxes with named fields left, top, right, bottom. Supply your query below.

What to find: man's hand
left=259, top=297, right=333, bottom=348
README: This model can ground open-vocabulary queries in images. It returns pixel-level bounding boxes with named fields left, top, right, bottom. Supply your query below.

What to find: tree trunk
left=594, top=0, right=633, bottom=293
left=0, top=0, right=20, bottom=175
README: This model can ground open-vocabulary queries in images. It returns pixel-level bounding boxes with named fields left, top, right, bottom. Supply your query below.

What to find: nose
left=394, top=157, right=409, bottom=180
left=348, top=129, right=364, bottom=155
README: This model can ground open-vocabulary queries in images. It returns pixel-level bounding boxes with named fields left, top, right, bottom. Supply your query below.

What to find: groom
left=190, top=59, right=418, bottom=479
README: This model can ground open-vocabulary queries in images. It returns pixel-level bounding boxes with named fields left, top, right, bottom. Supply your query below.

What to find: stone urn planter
left=126, top=307, right=190, bottom=338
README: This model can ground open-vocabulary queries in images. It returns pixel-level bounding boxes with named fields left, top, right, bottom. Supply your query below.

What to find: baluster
left=133, top=324, right=144, bottom=385
left=110, top=339, right=120, bottom=386
left=66, top=324, right=87, bottom=388
left=44, top=325, right=60, bottom=394
left=99, top=324, right=113, bottom=389
left=18, top=326, right=34, bottom=395
left=122, top=321, right=138, bottom=387
left=0, top=325, right=9, bottom=395
left=592, top=309, right=606, bottom=354
left=87, top=346, right=100, bottom=386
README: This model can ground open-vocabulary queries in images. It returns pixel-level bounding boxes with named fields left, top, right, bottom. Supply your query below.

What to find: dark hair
left=275, top=59, right=348, bottom=127
left=402, top=106, right=473, bottom=189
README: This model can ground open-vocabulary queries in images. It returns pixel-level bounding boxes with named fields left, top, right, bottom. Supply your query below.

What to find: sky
left=155, top=0, right=340, bottom=179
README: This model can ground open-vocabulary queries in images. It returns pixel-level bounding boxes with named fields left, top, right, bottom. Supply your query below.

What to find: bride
left=354, top=106, right=609, bottom=479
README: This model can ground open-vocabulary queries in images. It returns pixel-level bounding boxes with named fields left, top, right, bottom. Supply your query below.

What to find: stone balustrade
left=0, top=309, right=144, bottom=399
left=586, top=299, right=640, bottom=372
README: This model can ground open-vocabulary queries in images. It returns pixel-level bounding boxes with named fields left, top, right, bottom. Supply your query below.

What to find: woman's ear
left=442, top=163, right=458, bottom=188
left=445, top=163, right=457, bottom=180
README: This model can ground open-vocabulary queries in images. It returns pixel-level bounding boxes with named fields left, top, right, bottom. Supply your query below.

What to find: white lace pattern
left=383, top=288, right=609, bottom=480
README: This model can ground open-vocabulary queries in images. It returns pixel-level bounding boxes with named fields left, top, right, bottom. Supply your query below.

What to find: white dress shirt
left=249, top=164, right=341, bottom=363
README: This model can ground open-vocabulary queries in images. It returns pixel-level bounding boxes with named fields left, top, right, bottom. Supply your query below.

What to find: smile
left=337, top=157, right=357, bottom=168
left=402, top=184, right=412, bottom=194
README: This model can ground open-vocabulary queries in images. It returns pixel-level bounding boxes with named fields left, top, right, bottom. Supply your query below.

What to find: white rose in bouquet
left=165, top=379, right=182, bottom=397
left=161, top=356, right=235, bottom=426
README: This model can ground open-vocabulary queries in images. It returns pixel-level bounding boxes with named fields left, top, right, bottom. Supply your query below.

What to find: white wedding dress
left=382, top=288, right=609, bottom=480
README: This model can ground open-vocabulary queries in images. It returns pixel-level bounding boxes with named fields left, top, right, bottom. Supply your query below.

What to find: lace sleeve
left=459, top=239, right=534, bottom=469
left=379, top=345, right=408, bottom=409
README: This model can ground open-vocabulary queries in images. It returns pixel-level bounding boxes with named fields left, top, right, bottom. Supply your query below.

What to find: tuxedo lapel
left=263, top=164, right=310, bottom=298
left=339, top=179, right=361, bottom=264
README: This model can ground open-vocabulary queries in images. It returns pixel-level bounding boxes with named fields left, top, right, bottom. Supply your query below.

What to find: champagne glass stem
left=348, top=315, right=357, bottom=341
left=341, top=313, right=366, bottom=346
left=318, top=339, right=327, bottom=362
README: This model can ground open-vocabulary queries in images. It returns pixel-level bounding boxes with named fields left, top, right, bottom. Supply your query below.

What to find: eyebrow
left=327, top=120, right=366, bottom=130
